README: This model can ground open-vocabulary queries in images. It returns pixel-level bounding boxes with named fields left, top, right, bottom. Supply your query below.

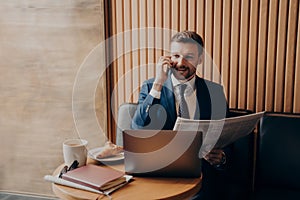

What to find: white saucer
left=88, top=147, right=124, bottom=162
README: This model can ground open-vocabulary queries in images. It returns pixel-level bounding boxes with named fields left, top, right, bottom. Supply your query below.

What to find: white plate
left=88, top=147, right=124, bottom=162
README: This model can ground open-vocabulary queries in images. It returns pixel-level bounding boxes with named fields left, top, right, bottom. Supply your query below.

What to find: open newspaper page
left=173, top=112, right=265, bottom=156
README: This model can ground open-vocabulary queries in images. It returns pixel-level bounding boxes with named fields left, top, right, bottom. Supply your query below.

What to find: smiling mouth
left=175, top=67, right=188, bottom=71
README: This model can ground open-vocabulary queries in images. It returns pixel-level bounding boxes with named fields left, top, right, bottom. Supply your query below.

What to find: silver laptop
left=122, top=130, right=202, bottom=178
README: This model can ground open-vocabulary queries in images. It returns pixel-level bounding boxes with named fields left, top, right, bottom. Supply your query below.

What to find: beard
left=171, top=66, right=196, bottom=82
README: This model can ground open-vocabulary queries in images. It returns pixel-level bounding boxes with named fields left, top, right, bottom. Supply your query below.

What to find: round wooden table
left=52, top=159, right=202, bottom=200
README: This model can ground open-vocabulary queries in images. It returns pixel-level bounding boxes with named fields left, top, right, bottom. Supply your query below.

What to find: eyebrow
left=171, top=52, right=196, bottom=56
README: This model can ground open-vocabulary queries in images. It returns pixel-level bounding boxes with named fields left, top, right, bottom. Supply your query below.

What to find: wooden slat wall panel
left=107, top=0, right=300, bottom=115
left=294, top=4, right=300, bottom=113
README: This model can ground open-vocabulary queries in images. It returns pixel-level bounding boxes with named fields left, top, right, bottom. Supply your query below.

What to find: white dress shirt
left=149, top=75, right=198, bottom=119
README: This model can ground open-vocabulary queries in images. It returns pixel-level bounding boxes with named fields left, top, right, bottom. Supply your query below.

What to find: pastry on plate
left=96, top=141, right=123, bottom=159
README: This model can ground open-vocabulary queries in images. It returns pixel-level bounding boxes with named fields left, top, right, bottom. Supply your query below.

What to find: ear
left=197, top=53, right=204, bottom=65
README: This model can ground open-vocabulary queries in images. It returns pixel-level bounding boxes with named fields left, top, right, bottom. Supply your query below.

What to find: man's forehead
left=170, top=42, right=199, bottom=55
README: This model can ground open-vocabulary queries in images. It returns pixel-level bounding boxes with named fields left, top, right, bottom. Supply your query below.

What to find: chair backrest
left=227, top=109, right=255, bottom=192
left=255, top=112, right=300, bottom=190
left=116, top=103, right=138, bottom=146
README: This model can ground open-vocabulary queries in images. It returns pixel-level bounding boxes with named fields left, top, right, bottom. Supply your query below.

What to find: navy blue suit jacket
left=131, top=74, right=229, bottom=130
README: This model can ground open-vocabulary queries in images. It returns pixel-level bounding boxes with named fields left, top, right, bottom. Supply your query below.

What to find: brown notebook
left=61, top=164, right=126, bottom=191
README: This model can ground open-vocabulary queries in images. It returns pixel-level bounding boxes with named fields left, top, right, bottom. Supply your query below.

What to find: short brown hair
left=170, top=31, right=204, bottom=55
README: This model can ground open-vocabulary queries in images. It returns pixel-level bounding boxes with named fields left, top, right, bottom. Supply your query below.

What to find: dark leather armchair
left=251, top=112, right=300, bottom=199
left=226, top=109, right=255, bottom=200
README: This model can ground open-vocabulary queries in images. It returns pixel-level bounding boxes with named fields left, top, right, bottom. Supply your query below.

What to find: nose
left=176, top=56, right=184, bottom=67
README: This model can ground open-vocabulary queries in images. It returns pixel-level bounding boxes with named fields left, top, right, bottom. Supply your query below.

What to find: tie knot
left=178, top=84, right=187, bottom=96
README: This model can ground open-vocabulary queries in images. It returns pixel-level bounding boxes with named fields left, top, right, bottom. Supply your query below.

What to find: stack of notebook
left=61, top=164, right=128, bottom=191
left=44, top=164, right=132, bottom=196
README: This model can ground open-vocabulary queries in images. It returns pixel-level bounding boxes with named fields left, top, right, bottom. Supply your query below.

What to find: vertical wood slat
left=110, top=0, right=118, bottom=114
left=221, top=0, right=231, bottom=100
left=179, top=0, right=188, bottom=31
left=256, top=0, right=268, bottom=112
left=124, top=1, right=132, bottom=102
left=274, top=0, right=289, bottom=112
left=247, top=0, right=259, bottom=111
left=163, top=0, right=171, bottom=54
left=196, top=0, right=205, bottom=41
left=213, top=0, right=222, bottom=84
left=238, top=0, right=249, bottom=108
left=115, top=0, right=125, bottom=107
left=204, top=0, right=213, bottom=80
left=265, top=0, right=279, bottom=111
left=294, top=4, right=300, bottom=113
left=284, top=0, right=298, bottom=112
left=139, top=0, right=147, bottom=87
left=131, top=0, right=140, bottom=102
left=188, top=0, right=196, bottom=31
left=229, top=0, right=241, bottom=108
left=155, top=0, right=163, bottom=63
left=171, top=0, right=180, bottom=31
left=147, top=0, right=155, bottom=79
left=196, top=0, right=205, bottom=77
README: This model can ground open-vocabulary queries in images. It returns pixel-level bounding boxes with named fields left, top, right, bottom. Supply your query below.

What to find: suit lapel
left=161, top=75, right=177, bottom=125
left=195, top=77, right=211, bottom=120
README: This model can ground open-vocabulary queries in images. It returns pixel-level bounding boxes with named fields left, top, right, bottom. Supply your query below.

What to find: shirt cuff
left=150, top=88, right=161, bottom=99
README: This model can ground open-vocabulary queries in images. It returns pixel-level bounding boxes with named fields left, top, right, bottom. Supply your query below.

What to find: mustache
left=171, top=63, right=196, bottom=70
left=173, top=65, right=188, bottom=70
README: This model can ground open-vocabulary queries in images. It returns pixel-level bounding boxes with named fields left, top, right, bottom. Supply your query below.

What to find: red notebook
left=61, top=164, right=126, bottom=191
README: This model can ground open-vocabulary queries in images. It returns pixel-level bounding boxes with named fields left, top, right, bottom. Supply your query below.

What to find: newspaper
left=173, top=112, right=265, bottom=156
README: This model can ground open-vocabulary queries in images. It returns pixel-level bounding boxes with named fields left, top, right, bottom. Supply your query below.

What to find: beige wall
left=0, top=0, right=106, bottom=196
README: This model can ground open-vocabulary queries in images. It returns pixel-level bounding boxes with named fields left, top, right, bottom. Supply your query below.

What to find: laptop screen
left=122, top=130, right=202, bottom=177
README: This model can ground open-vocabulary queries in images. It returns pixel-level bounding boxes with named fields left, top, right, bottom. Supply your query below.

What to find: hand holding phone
left=154, top=56, right=174, bottom=87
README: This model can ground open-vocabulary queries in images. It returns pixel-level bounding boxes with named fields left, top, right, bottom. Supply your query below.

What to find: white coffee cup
left=63, top=139, right=88, bottom=167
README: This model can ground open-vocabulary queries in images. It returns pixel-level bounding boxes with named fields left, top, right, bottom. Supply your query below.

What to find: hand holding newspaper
left=173, top=112, right=265, bottom=157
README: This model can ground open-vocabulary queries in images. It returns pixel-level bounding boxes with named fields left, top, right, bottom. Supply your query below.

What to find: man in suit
left=131, top=31, right=231, bottom=199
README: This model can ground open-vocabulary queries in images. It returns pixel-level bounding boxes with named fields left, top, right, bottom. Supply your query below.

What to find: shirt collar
left=171, top=74, right=196, bottom=91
